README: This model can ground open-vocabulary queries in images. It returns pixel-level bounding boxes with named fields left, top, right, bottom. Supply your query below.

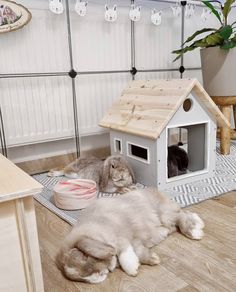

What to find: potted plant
left=172, top=0, right=236, bottom=96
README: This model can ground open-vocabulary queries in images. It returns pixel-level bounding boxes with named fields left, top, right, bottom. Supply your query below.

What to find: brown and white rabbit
left=48, top=155, right=135, bottom=193
left=56, top=188, right=205, bottom=284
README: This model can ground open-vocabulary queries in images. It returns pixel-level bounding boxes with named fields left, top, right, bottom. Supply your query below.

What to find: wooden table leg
left=220, top=105, right=231, bottom=155
left=233, top=105, right=236, bottom=129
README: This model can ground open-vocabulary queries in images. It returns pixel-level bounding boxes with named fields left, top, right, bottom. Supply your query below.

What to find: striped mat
left=33, top=141, right=236, bottom=225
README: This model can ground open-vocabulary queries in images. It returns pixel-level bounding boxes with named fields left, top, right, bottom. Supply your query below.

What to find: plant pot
left=200, top=47, right=236, bottom=97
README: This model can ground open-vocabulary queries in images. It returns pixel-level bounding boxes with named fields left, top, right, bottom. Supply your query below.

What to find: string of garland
left=48, top=0, right=226, bottom=25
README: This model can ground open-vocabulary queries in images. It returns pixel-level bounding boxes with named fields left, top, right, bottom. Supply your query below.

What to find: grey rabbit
left=49, top=155, right=135, bottom=193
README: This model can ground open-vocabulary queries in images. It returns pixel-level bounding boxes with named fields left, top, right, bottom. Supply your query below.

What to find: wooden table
left=0, top=154, right=44, bottom=292
left=212, top=96, right=236, bottom=155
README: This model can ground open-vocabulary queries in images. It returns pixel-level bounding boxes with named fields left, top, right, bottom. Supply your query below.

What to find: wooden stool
left=211, top=96, right=236, bottom=155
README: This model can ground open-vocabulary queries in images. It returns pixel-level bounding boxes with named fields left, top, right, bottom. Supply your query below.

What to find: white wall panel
left=135, top=0, right=181, bottom=70
left=0, top=77, right=74, bottom=146
left=0, top=0, right=70, bottom=74
left=76, top=73, right=132, bottom=135
left=70, top=0, right=131, bottom=71
left=183, top=70, right=203, bottom=84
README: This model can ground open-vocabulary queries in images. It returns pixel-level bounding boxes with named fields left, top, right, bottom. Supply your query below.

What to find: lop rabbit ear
left=100, top=157, right=111, bottom=191
left=120, top=157, right=136, bottom=183
left=57, top=247, right=86, bottom=269
left=76, top=236, right=115, bottom=260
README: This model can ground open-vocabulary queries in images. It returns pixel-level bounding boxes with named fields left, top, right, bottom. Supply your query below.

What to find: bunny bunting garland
left=49, top=0, right=64, bottom=15
left=129, top=4, right=141, bottom=22
left=48, top=0, right=216, bottom=23
left=104, top=4, right=117, bottom=22
left=75, top=0, right=88, bottom=17
left=151, top=9, right=162, bottom=26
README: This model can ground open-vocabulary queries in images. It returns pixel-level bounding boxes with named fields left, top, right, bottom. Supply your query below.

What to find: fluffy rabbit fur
left=56, top=188, right=205, bottom=284
left=49, top=155, right=135, bottom=193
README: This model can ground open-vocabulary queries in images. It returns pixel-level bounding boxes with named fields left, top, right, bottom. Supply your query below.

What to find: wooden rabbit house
left=99, top=79, right=229, bottom=190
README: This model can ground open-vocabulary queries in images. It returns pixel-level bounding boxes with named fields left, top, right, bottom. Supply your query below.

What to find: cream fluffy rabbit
left=56, top=188, right=205, bottom=283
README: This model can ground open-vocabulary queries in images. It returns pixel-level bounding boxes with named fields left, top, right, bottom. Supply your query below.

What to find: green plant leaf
left=172, top=46, right=194, bottom=56
left=194, top=40, right=208, bottom=47
left=183, top=28, right=217, bottom=44
left=172, top=44, right=198, bottom=61
left=203, top=1, right=223, bottom=24
left=223, top=0, right=236, bottom=20
left=172, top=37, right=213, bottom=62
left=219, top=25, right=233, bottom=39
left=221, top=40, right=236, bottom=49
left=205, top=32, right=224, bottom=45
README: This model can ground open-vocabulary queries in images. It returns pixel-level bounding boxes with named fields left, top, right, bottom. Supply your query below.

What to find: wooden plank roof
left=99, top=78, right=230, bottom=139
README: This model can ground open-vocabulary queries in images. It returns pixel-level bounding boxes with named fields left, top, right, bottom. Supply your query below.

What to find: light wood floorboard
left=35, top=191, right=236, bottom=292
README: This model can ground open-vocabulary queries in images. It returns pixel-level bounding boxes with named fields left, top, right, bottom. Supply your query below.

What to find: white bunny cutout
left=49, top=0, right=64, bottom=15
left=151, top=9, right=162, bottom=26
left=171, top=3, right=181, bottom=18
left=129, top=4, right=141, bottom=22
left=75, top=0, right=88, bottom=17
left=104, top=4, right=117, bottom=22
left=185, top=4, right=195, bottom=19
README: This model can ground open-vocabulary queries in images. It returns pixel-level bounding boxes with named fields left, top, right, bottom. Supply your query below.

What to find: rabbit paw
left=178, top=211, right=205, bottom=240
left=118, top=185, right=138, bottom=194
left=119, top=245, right=140, bottom=276
left=148, top=253, right=161, bottom=265
left=108, top=256, right=117, bottom=272
left=128, top=185, right=138, bottom=190
left=117, top=187, right=130, bottom=194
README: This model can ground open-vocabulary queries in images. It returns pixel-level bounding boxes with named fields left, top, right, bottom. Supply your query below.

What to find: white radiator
left=1, top=77, right=74, bottom=147
left=0, top=74, right=133, bottom=147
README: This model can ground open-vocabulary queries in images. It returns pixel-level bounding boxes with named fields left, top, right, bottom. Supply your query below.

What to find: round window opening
left=183, top=98, right=192, bottom=112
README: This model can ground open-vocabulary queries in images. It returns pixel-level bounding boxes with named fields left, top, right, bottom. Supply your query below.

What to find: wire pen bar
left=0, top=107, right=7, bottom=157
left=0, top=67, right=202, bottom=79
left=0, top=72, right=68, bottom=79
left=138, top=68, right=179, bottom=73
left=66, top=0, right=80, bottom=158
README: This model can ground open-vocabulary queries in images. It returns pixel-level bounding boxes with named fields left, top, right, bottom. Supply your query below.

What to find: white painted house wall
left=157, top=94, right=217, bottom=190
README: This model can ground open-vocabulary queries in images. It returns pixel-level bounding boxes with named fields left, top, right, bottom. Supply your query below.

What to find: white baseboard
left=7, top=132, right=110, bottom=163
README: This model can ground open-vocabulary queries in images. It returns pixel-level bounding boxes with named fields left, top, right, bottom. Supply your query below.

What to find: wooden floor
left=35, top=191, right=236, bottom=292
